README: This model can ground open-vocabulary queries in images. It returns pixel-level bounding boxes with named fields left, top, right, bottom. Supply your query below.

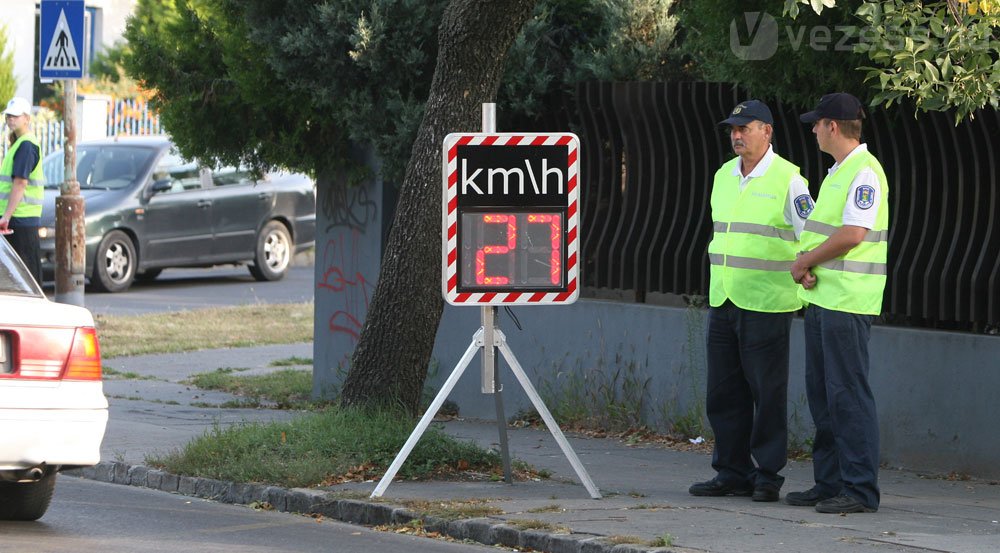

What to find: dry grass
left=95, top=302, right=313, bottom=358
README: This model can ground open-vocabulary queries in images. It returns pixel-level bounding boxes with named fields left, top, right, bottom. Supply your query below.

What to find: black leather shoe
left=688, top=478, right=753, bottom=497
left=784, top=487, right=832, bottom=506
left=752, top=484, right=780, bottom=502
left=815, top=494, right=876, bottom=513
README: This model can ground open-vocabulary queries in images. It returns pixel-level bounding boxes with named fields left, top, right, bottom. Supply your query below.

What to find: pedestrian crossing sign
left=39, top=0, right=85, bottom=80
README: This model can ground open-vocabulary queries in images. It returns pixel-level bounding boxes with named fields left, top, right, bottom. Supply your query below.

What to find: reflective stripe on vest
left=0, top=133, right=45, bottom=218
left=798, top=149, right=889, bottom=315
left=708, top=154, right=805, bottom=313
left=802, top=219, right=888, bottom=243
left=709, top=253, right=794, bottom=272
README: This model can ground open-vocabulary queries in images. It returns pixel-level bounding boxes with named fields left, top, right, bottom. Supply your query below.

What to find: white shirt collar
left=731, top=145, right=775, bottom=179
left=828, top=143, right=868, bottom=175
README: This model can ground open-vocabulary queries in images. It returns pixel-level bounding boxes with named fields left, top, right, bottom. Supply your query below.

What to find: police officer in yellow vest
left=788, top=93, right=888, bottom=514
left=1, top=97, right=44, bottom=283
left=689, top=100, right=813, bottom=503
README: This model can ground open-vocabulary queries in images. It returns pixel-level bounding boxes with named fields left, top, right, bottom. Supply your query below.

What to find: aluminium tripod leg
left=370, top=328, right=484, bottom=498
left=495, top=330, right=601, bottom=499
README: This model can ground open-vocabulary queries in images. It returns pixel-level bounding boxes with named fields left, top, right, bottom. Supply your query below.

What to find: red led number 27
left=475, top=214, right=561, bottom=286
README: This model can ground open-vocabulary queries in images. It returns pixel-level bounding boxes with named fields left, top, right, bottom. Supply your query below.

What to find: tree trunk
left=340, top=0, right=538, bottom=415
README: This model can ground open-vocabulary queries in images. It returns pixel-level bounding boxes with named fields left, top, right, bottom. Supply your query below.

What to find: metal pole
left=54, top=80, right=85, bottom=306
left=479, top=102, right=512, bottom=483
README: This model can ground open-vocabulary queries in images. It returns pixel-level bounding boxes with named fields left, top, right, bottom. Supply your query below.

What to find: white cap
left=3, top=97, right=32, bottom=117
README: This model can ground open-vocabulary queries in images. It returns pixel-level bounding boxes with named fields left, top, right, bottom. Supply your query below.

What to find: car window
left=211, top=165, right=255, bottom=187
left=152, top=149, right=204, bottom=194
left=0, top=239, right=43, bottom=297
left=43, top=146, right=157, bottom=190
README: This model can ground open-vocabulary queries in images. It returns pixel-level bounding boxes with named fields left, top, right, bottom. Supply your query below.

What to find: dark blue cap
left=719, top=100, right=773, bottom=126
left=800, top=92, right=866, bottom=123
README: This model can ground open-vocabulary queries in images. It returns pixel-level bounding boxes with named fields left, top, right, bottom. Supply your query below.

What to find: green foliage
left=855, top=1, right=1000, bottom=122
left=187, top=368, right=318, bottom=409
left=531, top=347, right=652, bottom=433
left=679, top=0, right=869, bottom=107
left=0, top=24, right=16, bottom=106
left=123, top=0, right=445, bottom=181
left=784, top=0, right=1000, bottom=122
left=123, top=0, right=681, bottom=181
left=500, top=0, right=680, bottom=120
left=147, top=407, right=503, bottom=487
left=89, top=41, right=130, bottom=83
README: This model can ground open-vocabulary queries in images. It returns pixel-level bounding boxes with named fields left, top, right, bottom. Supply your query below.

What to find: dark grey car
left=38, top=136, right=316, bottom=292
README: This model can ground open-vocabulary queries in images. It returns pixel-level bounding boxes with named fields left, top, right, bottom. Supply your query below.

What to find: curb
left=67, top=461, right=674, bottom=553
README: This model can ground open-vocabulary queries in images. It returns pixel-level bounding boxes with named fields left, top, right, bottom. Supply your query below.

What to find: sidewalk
left=87, top=344, right=1000, bottom=553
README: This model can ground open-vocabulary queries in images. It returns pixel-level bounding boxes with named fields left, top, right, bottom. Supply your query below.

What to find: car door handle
left=197, top=199, right=212, bottom=208
left=257, top=192, right=272, bottom=201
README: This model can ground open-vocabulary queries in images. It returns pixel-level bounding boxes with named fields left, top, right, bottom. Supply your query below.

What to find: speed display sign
left=442, top=133, right=580, bottom=305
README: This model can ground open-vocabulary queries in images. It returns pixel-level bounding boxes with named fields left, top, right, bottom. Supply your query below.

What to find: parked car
left=38, top=136, right=316, bottom=292
left=0, top=238, right=108, bottom=520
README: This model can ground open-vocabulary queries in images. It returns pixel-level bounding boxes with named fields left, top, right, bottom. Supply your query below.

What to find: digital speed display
left=459, top=211, right=563, bottom=290
left=442, top=133, right=580, bottom=305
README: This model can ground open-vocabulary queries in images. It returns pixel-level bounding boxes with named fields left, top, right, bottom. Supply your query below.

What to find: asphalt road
left=0, top=477, right=498, bottom=553
left=44, top=264, right=315, bottom=316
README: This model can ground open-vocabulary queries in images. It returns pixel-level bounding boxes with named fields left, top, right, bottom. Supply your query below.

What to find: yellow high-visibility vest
left=708, top=155, right=805, bottom=312
left=0, top=133, right=45, bottom=218
left=798, top=149, right=889, bottom=315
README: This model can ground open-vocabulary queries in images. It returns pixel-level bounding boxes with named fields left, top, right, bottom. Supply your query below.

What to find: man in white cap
left=1, top=97, right=44, bottom=282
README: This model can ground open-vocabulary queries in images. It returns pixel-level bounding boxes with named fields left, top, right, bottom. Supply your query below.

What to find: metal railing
left=0, top=119, right=66, bottom=160
left=107, top=97, right=162, bottom=137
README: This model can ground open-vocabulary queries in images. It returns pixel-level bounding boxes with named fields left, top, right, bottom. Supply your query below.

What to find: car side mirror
left=150, top=179, right=173, bottom=194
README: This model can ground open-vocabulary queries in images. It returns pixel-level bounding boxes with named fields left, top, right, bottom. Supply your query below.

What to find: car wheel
left=0, top=472, right=57, bottom=521
left=249, top=221, right=292, bottom=282
left=135, top=268, right=163, bottom=282
left=91, top=230, right=137, bottom=293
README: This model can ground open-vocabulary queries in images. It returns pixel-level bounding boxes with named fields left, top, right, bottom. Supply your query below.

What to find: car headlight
left=38, top=227, right=56, bottom=239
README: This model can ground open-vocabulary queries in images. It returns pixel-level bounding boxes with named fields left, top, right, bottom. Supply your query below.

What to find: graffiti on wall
left=318, top=232, right=373, bottom=347
left=322, top=178, right=377, bottom=232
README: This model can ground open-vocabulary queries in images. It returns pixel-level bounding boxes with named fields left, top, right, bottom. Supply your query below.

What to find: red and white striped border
left=441, top=133, right=580, bottom=306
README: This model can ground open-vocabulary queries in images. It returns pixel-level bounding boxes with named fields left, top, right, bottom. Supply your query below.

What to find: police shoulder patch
left=855, top=185, right=876, bottom=210
left=794, top=194, right=814, bottom=219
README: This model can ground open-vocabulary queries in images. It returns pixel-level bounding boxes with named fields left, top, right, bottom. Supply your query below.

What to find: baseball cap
left=3, top=97, right=32, bottom=117
left=719, top=100, right=774, bottom=126
left=799, top=93, right=865, bottom=123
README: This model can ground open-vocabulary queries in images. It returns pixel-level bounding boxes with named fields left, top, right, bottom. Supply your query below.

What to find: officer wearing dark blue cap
left=788, top=92, right=889, bottom=514
left=689, top=100, right=813, bottom=503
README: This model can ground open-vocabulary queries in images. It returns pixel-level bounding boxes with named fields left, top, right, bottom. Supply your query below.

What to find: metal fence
left=570, top=81, right=1000, bottom=330
left=1, top=97, right=162, bottom=164
left=107, top=97, right=162, bottom=136
left=0, top=119, right=66, bottom=160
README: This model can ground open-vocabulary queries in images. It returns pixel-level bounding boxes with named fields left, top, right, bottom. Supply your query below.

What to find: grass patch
left=606, top=535, right=644, bottom=545
left=649, top=533, right=675, bottom=547
left=399, top=498, right=503, bottom=521
left=146, top=407, right=509, bottom=488
left=505, top=519, right=570, bottom=533
left=269, top=356, right=312, bottom=367
left=527, top=504, right=564, bottom=514
left=95, top=302, right=313, bottom=358
left=187, top=368, right=315, bottom=409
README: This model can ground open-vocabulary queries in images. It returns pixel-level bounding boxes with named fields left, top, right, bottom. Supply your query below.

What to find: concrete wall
left=311, top=155, right=388, bottom=397
left=426, top=301, right=1000, bottom=479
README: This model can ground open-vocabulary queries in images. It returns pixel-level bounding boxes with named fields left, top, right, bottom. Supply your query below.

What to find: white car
left=0, top=238, right=108, bottom=520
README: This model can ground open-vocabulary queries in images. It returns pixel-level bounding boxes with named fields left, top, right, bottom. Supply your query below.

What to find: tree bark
left=340, top=0, right=538, bottom=415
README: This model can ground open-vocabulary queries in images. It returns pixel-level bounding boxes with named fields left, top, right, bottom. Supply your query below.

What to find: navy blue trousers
left=4, top=217, right=41, bottom=285
left=706, top=302, right=791, bottom=489
left=804, top=305, right=880, bottom=509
